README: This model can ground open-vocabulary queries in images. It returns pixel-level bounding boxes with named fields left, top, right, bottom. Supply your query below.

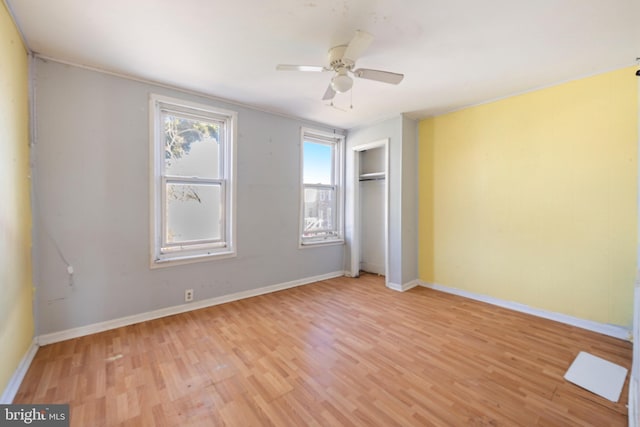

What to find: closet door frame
left=349, top=138, right=389, bottom=286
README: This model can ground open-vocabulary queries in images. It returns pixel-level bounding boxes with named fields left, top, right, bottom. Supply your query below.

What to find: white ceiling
left=7, top=0, right=640, bottom=129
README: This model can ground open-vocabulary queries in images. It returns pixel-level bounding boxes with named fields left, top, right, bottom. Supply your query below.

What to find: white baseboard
left=419, top=281, right=631, bottom=341
left=387, top=279, right=419, bottom=292
left=630, top=377, right=638, bottom=427
left=1, top=339, right=39, bottom=404
left=38, top=271, right=345, bottom=346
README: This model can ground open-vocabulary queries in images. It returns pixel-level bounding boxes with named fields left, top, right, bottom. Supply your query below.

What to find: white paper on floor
left=563, top=351, right=628, bottom=402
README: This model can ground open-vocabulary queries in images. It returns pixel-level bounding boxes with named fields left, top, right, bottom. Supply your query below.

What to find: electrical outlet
left=185, top=289, right=194, bottom=302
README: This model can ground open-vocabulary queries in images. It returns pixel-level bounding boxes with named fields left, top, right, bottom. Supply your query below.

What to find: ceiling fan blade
left=343, top=30, right=374, bottom=64
left=276, top=64, right=329, bottom=72
left=353, top=68, right=404, bottom=85
left=322, top=84, right=336, bottom=100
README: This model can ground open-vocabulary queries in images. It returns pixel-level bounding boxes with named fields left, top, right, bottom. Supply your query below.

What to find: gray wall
left=401, top=115, right=418, bottom=284
left=32, top=59, right=345, bottom=335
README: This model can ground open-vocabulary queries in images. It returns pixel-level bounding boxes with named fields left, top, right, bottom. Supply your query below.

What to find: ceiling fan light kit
left=331, top=69, right=353, bottom=93
left=276, top=30, right=404, bottom=102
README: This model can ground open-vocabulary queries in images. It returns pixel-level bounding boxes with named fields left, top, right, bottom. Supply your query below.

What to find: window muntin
left=300, top=129, right=344, bottom=245
left=151, top=95, right=236, bottom=265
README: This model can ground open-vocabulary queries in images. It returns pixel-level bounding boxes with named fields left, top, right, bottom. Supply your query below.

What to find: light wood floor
left=16, top=274, right=632, bottom=426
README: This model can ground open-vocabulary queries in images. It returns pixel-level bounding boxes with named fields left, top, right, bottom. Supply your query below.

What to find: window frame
left=299, top=127, right=345, bottom=247
left=149, top=94, right=237, bottom=267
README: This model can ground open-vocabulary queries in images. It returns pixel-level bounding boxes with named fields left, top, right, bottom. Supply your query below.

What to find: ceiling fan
left=276, top=30, right=404, bottom=101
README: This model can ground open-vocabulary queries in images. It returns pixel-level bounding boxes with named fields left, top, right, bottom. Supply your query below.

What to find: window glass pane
left=303, top=187, right=335, bottom=236
left=166, top=183, right=222, bottom=244
left=163, top=113, right=221, bottom=179
left=303, top=141, right=333, bottom=185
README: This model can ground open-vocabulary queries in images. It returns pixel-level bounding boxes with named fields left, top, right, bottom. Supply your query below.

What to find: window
left=150, top=94, right=236, bottom=266
left=300, top=128, right=344, bottom=246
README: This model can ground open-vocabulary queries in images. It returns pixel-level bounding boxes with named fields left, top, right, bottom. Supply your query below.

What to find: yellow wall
left=0, top=2, right=34, bottom=396
left=419, top=67, right=638, bottom=327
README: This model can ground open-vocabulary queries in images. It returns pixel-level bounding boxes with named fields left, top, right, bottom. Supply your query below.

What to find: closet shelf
left=359, top=172, right=386, bottom=181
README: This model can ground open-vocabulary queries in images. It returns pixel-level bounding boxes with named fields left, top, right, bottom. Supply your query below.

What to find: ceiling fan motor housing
left=328, top=45, right=354, bottom=70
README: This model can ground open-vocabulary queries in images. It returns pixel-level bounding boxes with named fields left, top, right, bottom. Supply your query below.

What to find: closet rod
left=359, top=177, right=386, bottom=182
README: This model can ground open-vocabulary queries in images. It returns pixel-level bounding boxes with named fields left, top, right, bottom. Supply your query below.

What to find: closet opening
left=349, top=139, right=389, bottom=285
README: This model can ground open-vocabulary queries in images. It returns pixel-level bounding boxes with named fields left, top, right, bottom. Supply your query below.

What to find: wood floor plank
left=15, top=274, right=632, bottom=426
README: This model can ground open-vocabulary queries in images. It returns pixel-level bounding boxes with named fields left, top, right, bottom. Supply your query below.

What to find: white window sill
left=150, top=250, right=236, bottom=269
left=299, top=239, right=345, bottom=249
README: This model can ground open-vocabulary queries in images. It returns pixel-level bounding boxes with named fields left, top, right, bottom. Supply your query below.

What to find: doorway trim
left=349, top=138, right=390, bottom=287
